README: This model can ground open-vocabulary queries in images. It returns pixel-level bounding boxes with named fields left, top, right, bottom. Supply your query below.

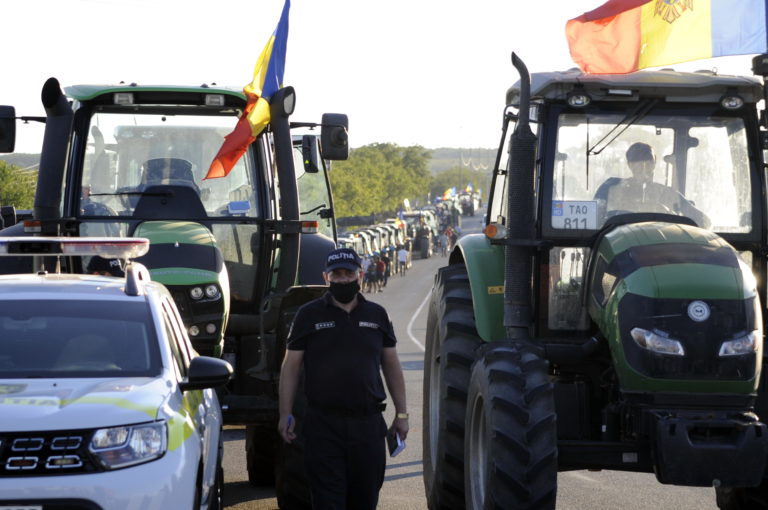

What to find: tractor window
left=548, top=247, right=589, bottom=330
left=82, top=111, right=261, bottom=219
left=292, top=139, right=334, bottom=238
left=550, top=112, right=752, bottom=233
left=211, top=223, right=260, bottom=305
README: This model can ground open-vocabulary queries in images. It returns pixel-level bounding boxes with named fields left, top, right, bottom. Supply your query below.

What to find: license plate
left=0, top=506, right=43, bottom=510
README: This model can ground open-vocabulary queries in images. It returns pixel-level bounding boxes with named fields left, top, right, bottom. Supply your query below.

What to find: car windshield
left=550, top=111, right=752, bottom=233
left=0, top=300, right=161, bottom=378
left=81, top=111, right=259, bottom=219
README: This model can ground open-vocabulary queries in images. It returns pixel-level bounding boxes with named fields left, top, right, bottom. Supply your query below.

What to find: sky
left=2, top=0, right=758, bottom=154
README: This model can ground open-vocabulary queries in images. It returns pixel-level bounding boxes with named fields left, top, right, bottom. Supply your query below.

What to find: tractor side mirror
left=321, top=113, right=349, bottom=161
left=302, top=134, right=320, bottom=173
left=0, top=106, right=16, bottom=153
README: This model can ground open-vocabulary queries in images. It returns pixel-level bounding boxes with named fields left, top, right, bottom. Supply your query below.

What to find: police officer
left=278, top=247, right=408, bottom=510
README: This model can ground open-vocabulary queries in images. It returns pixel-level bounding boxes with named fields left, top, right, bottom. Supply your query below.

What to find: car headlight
left=719, top=331, right=759, bottom=357
left=190, top=287, right=204, bottom=300
left=90, top=421, right=167, bottom=469
left=205, top=284, right=220, bottom=299
left=630, top=327, right=685, bottom=356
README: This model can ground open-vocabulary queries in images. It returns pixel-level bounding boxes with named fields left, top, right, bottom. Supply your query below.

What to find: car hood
left=0, top=377, right=169, bottom=431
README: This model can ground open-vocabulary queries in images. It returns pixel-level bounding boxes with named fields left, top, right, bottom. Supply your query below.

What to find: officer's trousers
left=304, top=407, right=387, bottom=510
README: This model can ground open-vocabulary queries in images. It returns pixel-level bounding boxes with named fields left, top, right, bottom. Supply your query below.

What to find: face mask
left=329, top=280, right=360, bottom=304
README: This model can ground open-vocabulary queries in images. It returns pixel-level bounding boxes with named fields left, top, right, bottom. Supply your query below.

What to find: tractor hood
left=589, top=221, right=762, bottom=394
left=133, top=221, right=224, bottom=286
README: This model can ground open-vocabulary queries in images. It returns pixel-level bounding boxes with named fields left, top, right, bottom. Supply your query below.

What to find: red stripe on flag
left=204, top=98, right=258, bottom=179
left=566, top=0, right=649, bottom=74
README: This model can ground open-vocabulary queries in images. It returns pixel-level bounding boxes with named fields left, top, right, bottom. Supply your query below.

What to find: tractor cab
left=487, top=69, right=765, bottom=336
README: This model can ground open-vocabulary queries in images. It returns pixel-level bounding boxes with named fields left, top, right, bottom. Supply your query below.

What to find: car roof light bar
left=0, top=237, right=150, bottom=259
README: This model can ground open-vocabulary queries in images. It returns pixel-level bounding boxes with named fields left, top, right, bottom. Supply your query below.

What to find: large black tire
left=464, top=343, right=557, bottom=510
left=716, top=484, right=768, bottom=509
left=423, top=264, right=482, bottom=510
left=246, top=423, right=277, bottom=486
left=275, top=378, right=311, bottom=510
left=421, top=238, right=431, bottom=259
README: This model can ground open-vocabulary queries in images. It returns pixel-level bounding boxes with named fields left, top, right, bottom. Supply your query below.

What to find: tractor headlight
left=190, top=287, right=204, bottom=300
left=90, top=421, right=167, bottom=469
left=205, top=284, right=220, bottom=299
left=630, top=327, right=685, bottom=356
left=719, top=331, right=759, bottom=357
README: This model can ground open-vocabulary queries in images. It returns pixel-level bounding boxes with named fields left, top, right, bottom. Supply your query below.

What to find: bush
left=0, top=160, right=37, bottom=209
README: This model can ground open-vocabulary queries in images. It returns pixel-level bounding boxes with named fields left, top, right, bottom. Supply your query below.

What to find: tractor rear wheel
left=716, top=483, right=768, bottom=509
left=465, top=343, right=557, bottom=510
left=246, top=423, right=277, bottom=486
left=423, top=264, right=481, bottom=510
left=275, top=378, right=311, bottom=510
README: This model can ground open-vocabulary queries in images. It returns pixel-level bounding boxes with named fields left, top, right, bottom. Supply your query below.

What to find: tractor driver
left=595, top=142, right=710, bottom=228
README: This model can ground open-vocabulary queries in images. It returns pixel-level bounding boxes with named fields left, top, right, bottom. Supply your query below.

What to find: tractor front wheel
left=465, top=343, right=558, bottom=510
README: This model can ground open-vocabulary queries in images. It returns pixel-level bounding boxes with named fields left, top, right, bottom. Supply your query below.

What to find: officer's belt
left=309, top=402, right=386, bottom=417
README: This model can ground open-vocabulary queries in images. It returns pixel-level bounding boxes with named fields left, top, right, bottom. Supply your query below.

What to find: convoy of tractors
left=4, top=45, right=768, bottom=510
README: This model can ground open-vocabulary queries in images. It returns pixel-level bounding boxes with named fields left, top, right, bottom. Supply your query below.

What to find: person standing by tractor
left=277, top=248, right=409, bottom=510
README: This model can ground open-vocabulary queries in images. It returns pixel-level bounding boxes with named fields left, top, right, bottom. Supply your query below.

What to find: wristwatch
left=396, top=412, right=409, bottom=419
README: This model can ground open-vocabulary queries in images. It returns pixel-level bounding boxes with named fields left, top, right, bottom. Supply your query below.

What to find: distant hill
left=428, top=147, right=496, bottom=174
left=0, top=153, right=39, bottom=170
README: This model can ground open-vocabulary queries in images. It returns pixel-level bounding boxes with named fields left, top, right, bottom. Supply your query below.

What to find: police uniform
left=287, top=291, right=397, bottom=510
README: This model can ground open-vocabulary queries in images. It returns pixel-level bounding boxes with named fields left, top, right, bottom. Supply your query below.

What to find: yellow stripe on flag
left=639, top=1, right=712, bottom=69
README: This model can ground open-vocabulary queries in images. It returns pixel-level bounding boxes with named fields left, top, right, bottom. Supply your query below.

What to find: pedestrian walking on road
left=397, top=245, right=409, bottom=276
left=277, top=247, right=409, bottom=510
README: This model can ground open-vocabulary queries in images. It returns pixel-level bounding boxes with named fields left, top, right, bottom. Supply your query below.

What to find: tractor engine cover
left=588, top=220, right=763, bottom=395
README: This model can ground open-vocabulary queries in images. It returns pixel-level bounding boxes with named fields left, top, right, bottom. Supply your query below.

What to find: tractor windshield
left=550, top=111, right=752, bottom=233
left=81, top=111, right=258, bottom=220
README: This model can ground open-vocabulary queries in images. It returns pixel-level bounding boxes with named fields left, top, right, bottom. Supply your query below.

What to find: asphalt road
left=221, top=210, right=721, bottom=510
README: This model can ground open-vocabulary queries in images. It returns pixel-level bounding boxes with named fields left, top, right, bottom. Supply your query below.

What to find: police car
left=0, top=237, right=232, bottom=509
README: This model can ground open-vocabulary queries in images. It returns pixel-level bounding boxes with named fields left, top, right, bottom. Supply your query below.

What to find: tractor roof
left=64, top=83, right=246, bottom=102
left=506, top=69, right=764, bottom=106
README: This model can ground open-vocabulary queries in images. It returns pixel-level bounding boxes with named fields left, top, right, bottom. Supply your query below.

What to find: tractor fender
left=450, top=233, right=505, bottom=342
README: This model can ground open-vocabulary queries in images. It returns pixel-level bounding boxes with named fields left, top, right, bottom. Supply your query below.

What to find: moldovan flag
left=206, top=0, right=290, bottom=179
left=566, top=0, right=768, bottom=74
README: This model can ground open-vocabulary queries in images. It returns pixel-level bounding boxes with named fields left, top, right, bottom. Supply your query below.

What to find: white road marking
left=406, top=291, right=431, bottom=352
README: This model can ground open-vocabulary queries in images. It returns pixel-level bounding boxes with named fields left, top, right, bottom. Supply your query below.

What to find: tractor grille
left=0, top=429, right=103, bottom=476
left=619, top=294, right=758, bottom=381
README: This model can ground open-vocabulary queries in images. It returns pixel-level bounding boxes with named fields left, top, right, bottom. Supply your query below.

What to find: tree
left=0, top=160, right=36, bottom=209
left=330, top=144, right=432, bottom=217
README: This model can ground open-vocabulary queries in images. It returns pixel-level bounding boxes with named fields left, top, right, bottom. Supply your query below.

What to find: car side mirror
left=179, top=356, right=233, bottom=392
left=321, top=113, right=349, bottom=161
left=0, top=106, right=16, bottom=153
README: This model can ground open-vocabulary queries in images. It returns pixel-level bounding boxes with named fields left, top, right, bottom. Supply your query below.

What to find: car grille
left=0, top=429, right=103, bottom=476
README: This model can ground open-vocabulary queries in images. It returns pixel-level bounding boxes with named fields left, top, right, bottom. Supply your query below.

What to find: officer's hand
left=391, top=416, right=409, bottom=441
left=278, top=414, right=297, bottom=443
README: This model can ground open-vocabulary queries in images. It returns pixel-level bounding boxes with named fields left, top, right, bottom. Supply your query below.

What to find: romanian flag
left=566, top=0, right=768, bottom=74
left=206, top=0, right=290, bottom=179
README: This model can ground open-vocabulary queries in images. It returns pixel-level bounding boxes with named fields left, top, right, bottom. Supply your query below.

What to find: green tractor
left=423, top=53, right=768, bottom=509
left=0, top=79, right=348, bottom=506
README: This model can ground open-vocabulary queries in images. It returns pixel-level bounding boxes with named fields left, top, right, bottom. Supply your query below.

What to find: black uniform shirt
left=287, top=292, right=397, bottom=411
